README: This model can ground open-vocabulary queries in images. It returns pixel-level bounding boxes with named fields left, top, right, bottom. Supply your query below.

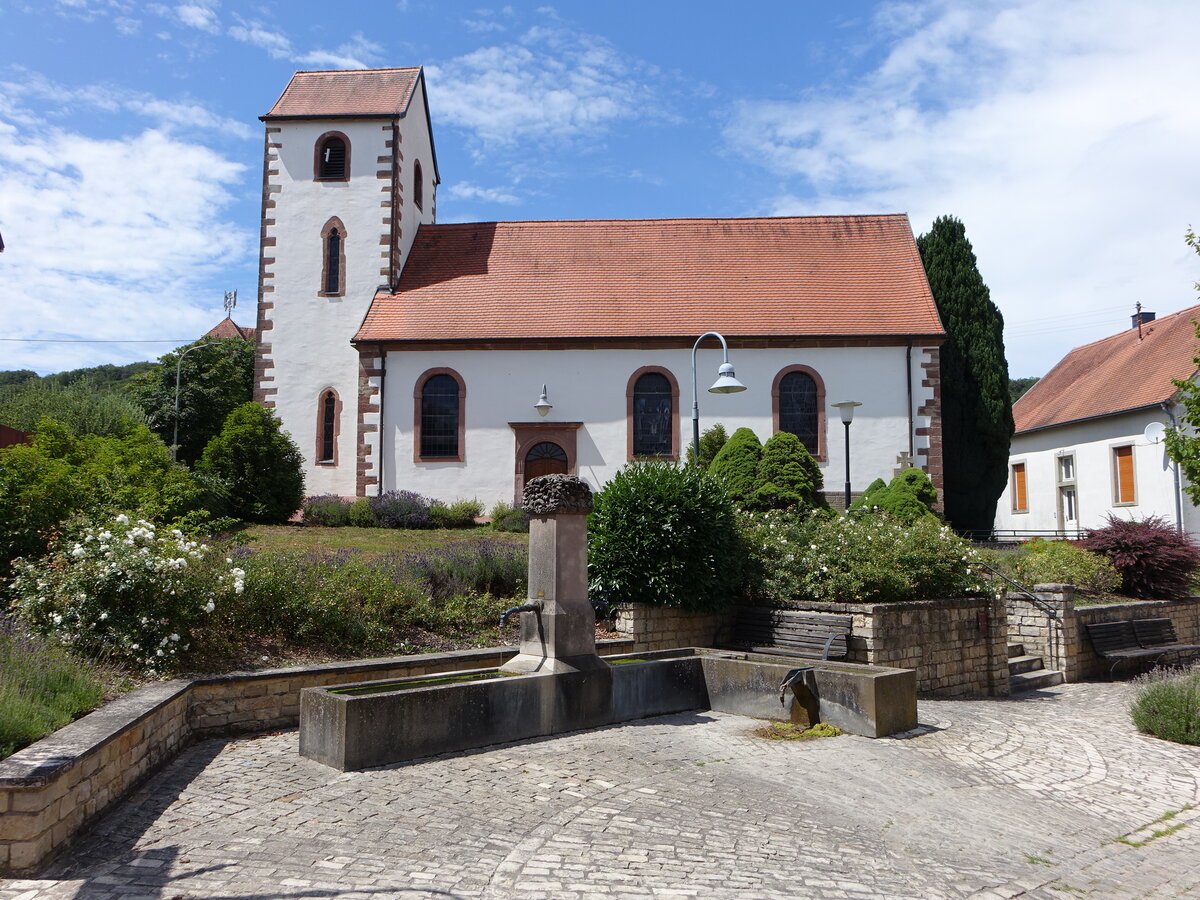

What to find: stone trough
left=299, top=476, right=918, bottom=772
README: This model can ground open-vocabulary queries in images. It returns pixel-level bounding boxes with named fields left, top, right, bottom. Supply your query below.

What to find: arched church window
left=413, top=160, right=424, bottom=211
left=315, top=133, right=349, bottom=180
left=317, top=389, right=339, bottom=464
left=629, top=369, right=677, bottom=459
left=773, top=366, right=825, bottom=459
left=320, top=217, right=346, bottom=296
left=415, top=369, right=465, bottom=460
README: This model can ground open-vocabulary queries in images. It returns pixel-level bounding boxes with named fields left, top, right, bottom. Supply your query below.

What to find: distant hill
left=0, top=361, right=155, bottom=391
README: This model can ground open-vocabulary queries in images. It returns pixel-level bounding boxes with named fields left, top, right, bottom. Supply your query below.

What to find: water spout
left=778, top=666, right=814, bottom=706
left=500, top=601, right=543, bottom=628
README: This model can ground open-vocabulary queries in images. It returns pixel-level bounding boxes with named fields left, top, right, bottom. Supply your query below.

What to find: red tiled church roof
left=354, top=215, right=943, bottom=344
left=1014, top=303, right=1200, bottom=433
left=204, top=317, right=257, bottom=342
left=263, top=68, right=421, bottom=119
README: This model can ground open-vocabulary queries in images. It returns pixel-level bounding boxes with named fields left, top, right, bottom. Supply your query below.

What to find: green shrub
left=1130, top=669, right=1200, bottom=745
left=750, top=431, right=824, bottom=511
left=708, top=427, right=763, bottom=506
left=0, top=621, right=105, bottom=759
left=1008, top=539, right=1119, bottom=594
left=370, top=490, right=433, bottom=528
left=685, top=423, right=729, bottom=470
left=488, top=501, right=530, bottom=533
left=402, top=539, right=526, bottom=601
left=740, top=510, right=982, bottom=604
left=303, top=495, right=351, bottom=527
left=348, top=497, right=378, bottom=527
left=588, top=462, right=742, bottom=612
left=429, top=498, right=484, bottom=529
left=198, top=403, right=305, bottom=524
left=0, top=378, right=146, bottom=437
left=850, top=478, right=887, bottom=511
left=1079, top=515, right=1200, bottom=601
left=9, top=514, right=244, bottom=674
left=866, top=468, right=939, bottom=523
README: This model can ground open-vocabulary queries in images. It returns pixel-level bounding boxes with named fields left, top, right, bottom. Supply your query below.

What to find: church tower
left=254, top=68, right=438, bottom=497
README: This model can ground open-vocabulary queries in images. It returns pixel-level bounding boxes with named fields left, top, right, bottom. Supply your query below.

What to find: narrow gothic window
left=779, top=370, right=819, bottom=455
left=317, top=135, right=347, bottom=179
left=318, top=390, right=337, bottom=463
left=324, top=228, right=342, bottom=294
left=633, top=372, right=673, bottom=457
left=413, top=160, right=424, bottom=210
left=420, top=373, right=460, bottom=458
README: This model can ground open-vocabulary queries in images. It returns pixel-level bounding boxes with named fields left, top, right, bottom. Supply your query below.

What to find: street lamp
left=172, top=342, right=224, bottom=461
left=690, top=332, right=747, bottom=464
left=831, top=401, right=862, bottom=509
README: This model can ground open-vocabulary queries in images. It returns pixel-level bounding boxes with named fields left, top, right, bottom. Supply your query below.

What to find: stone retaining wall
left=0, top=639, right=635, bottom=875
left=610, top=604, right=733, bottom=652
left=1007, top=587, right=1200, bottom=682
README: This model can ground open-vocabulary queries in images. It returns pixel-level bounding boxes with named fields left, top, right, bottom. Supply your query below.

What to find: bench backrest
left=1085, top=620, right=1139, bottom=655
left=1132, top=618, right=1179, bottom=648
left=732, top=609, right=852, bottom=660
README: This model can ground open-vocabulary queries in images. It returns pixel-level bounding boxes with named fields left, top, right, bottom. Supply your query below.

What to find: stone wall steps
left=1007, top=643, right=1064, bottom=692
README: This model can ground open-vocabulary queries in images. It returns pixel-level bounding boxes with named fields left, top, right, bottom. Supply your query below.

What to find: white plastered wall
left=993, top=407, right=1195, bottom=536
left=378, top=343, right=937, bottom=506
left=259, top=97, right=436, bottom=498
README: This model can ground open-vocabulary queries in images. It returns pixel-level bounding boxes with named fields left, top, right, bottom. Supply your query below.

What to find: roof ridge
left=1056, top=301, right=1200, bottom=355
left=423, top=214, right=911, bottom=228
left=291, top=67, right=422, bottom=76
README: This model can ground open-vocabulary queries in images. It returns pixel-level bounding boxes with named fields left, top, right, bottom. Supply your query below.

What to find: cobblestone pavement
left=3, top=681, right=1200, bottom=899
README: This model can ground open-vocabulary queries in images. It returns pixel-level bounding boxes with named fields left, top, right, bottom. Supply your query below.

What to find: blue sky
left=2, top=0, right=1198, bottom=378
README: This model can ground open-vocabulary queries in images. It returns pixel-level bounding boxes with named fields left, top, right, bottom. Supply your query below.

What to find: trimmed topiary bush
left=869, top=468, right=939, bottom=524
left=708, top=427, right=762, bottom=506
left=750, top=431, right=824, bottom=511
left=348, top=497, right=378, bottom=527
left=197, top=403, right=304, bottom=524
left=369, top=490, right=433, bottom=529
left=685, top=423, right=729, bottom=470
left=589, top=462, right=742, bottom=612
left=849, top=477, right=887, bottom=512
left=1130, top=668, right=1200, bottom=745
left=303, top=495, right=351, bottom=527
left=1079, top=515, right=1200, bottom=601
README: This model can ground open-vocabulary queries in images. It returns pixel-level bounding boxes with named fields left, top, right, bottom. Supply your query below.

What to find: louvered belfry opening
left=319, top=136, right=346, bottom=179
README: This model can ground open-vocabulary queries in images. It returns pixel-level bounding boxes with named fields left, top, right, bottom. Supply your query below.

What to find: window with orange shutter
left=1011, top=462, right=1028, bottom=512
left=1113, top=445, right=1136, bottom=504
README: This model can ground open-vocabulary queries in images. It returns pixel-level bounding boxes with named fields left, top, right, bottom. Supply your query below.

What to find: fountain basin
left=300, top=649, right=916, bottom=771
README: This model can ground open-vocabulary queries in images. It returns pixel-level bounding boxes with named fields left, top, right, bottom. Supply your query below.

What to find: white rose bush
left=9, top=514, right=245, bottom=674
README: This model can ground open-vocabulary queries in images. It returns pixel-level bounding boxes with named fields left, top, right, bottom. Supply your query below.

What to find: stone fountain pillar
left=501, top=474, right=607, bottom=675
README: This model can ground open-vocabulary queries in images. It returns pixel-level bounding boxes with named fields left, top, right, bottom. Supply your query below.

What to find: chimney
left=1131, top=310, right=1156, bottom=329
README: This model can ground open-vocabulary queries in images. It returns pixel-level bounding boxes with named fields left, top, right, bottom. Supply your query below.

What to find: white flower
left=170, top=633, right=180, bottom=642
left=114, top=514, right=129, bottom=526
left=99, top=612, right=108, bottom=621
left=71, top=545, right=86, bottom=559
left=204, top=600, right=216, bottom=613
left=156, top=649, right=164, bottom=657
left=52, top=614, right=62, bottom=624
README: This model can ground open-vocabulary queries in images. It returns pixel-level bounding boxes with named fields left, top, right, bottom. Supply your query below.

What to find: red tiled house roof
left=263, top=68, right=421, bottom=119
left=354, top=215, right=943, bottom=344
left=1014, top=303, right=1200, bottom=434
left=204, top=317, right=257, bottom=342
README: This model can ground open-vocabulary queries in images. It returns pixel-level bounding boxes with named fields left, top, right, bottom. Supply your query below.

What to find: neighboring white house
left=255, top=68, right=947, bottom=507
left=994, top=305, right=1200, bottom=537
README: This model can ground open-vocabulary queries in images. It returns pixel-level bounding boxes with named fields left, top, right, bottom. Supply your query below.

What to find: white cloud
left=0, top=105, right=252, bottom=372
left=228, top=20, right=292, bottom=59
left=426, top=24, right=657, bottom=148
left=445, top=181, right=522, bottom=205
left=295, top=33, right=384, bottom=70
left=175, top=1, right=219, bottom=34
left=725, top=0, right=1200, bottom=376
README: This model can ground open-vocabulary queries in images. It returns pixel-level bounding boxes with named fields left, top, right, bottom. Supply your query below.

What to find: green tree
left=917, top=216, right=1014, bottom=533
left=0, top=370, right=38, bottom=387
left=750, top=431, right=824, bottom=511
left=707, top=427, right=762, bottom=506
left=1009, top=376, right=1040, bottom=403
left=128, top=337, right=255, bottom=465
left=0, top=379, right=145, bottom=437
left=198, top=403, right=304, bottom=523
left=1164, top=228, right=1200, bottom=501
left=684, top=423, right=729, bottom=470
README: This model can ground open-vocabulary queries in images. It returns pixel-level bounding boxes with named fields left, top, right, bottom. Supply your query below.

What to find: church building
left=254, top=67, right=946, bottom=507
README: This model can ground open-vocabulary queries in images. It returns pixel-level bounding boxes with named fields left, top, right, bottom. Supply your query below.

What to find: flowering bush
left=741, top=510, right=983, bottom=604
left=9, top=514, right=244, bottom=673
left=370, top=490, right=433, bottom=529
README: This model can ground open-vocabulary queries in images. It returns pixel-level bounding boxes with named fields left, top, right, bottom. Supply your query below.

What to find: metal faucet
left=499, top=600, right=543, bottom=627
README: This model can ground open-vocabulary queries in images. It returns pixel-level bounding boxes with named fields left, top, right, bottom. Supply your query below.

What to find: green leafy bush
left=10, top=514, right=244, bottom=674
left=348, top=497, right=378, bottom=527
left=402, top=539, right=525, bottom=601
left=1, top=620, right=106, bottom=759
left=488, top=501, right=530, bottom=533
left=198, top=403, right=305, bottom=524
left=685, top=423, right=729, bottom=470
left=857, top=468, right=939, bottom=523
left=588, top=462, right=742, bottom=612
left=1008, top=539, right=1119, bottom=594
left=429, top=498, right=484, bottom=529
left=303, top=495, right=352, bottom=527
left=708, top=427, right=762, bottom=506
left=741, top=510, right=982, bottom=604
left=750, top=431, right=824, bottom=511
left=850, top=478, right=887, bottom=511
left=1130, top=668, right=1200, bottom=745
left=1079, top=515, right=1200, bottom=601
left=0, top=378, right=146, bottom=437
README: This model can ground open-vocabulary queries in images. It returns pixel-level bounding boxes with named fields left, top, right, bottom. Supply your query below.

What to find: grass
left=1114, top=805, right=1195, bottom=847
left=0, top=621, right=108, bottom=759
left=241, top=524, right=527, bottom=558
left=753, top=721, right=843, bottom=741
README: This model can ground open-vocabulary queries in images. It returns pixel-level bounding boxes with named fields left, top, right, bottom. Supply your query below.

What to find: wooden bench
left=718, top=608, right=852, bottom=661
left=1085, top=619, right=1200, bottom=678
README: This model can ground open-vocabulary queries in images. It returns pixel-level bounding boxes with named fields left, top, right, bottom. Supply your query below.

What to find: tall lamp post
left=690, top=332, right=747, bottom=464
left=172, top=342, right=222, bottom=461
left=831, top=401, right=862, bottom=509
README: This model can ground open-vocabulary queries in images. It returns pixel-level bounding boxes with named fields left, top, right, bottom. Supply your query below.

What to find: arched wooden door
left=524, top=441, right=568, bottom=485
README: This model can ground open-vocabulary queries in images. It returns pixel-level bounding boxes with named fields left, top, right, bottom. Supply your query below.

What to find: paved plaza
left=2, top=681, right=1199, bottom=899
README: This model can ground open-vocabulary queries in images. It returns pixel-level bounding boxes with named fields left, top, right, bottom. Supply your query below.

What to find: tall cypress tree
left=916, top=216, right=1014, bottom=533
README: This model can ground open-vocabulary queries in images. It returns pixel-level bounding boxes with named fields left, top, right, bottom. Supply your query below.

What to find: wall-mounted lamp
left=534, top=385, right=553, bottom=417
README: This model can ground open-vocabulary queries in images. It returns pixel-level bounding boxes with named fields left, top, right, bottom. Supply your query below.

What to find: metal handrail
left=972, top=561, right=1058, bottom=621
